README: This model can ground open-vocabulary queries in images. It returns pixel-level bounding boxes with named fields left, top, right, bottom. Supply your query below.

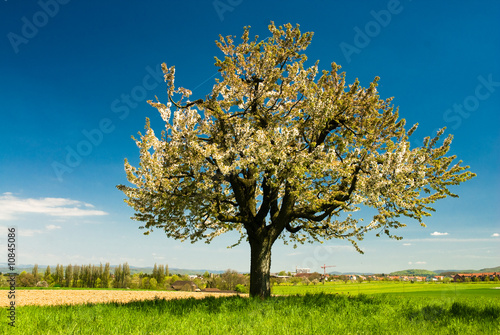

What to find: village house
left=171, top=280, right=200, bottom=292
left=294, top=272, right=320, bottom=280
left=367, top=275, right=380, bottom=281
left=453, top=272, right=500, bottom=282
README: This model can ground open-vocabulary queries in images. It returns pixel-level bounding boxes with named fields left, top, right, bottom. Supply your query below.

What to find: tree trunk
left=249, top=236, right=273, bottom=299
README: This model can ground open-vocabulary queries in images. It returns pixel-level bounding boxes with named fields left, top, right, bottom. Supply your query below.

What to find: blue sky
left=0, top=0, right=498, bottom=274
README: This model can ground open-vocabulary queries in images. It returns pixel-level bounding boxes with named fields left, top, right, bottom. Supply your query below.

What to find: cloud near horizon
left=492, top=233, right=499, bottom=237
left=430, top=232, right=449, bottom=236
left=1, top=224, right=64, bottom=237
left=0, top=193, right=108, bottom=221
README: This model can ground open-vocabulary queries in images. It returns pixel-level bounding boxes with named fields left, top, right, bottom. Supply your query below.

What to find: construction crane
left=320, top=264, right=336, bottom=276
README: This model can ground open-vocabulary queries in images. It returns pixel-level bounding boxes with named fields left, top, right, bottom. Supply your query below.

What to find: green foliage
left=31, top=264, right=39, bottom=282
left=44, top=274, right=54, bottom=285
left=18, top=271, right=36, bottom=287
left=113, top=263, right=131, bottom=288
left=65, top=264, right=73, bottom=288
left=141, top=277, right=149, bottom=289
left=235, top=284, right=248, bottom=293
left=220, top=269, right=247, bottom=291
left=44, top=266, right=52, bottom=283
left=1, top=262, right=135, bottom=289
left=149, top=278, right=158, bottom=290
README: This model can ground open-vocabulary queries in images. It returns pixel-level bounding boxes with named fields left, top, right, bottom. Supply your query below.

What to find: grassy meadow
left=272, top=281, right=500, bottom=298
left=2, top=282, right=499, bottom=334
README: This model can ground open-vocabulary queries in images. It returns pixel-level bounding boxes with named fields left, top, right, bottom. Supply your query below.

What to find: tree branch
left=168, top=95, right=204, bottom=109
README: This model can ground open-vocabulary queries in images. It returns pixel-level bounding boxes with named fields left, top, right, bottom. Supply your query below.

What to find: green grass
left=271, top=281, right=500, bottom=298
left=2, top=283, right=499, bottom=334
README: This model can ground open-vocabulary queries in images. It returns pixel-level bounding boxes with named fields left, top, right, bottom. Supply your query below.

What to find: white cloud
left=430, top=231, right=449, bottom=236
left=0, top=193, right=108, bottom=221
left=415, top=261, right=427, bottom=265
left=403, top=243, right=412, bottom=246
left=17, top=225, right=63, bottom=237
left=492, top=233, right=499, bottom=237
left=19, top=229, right=44, bottom=237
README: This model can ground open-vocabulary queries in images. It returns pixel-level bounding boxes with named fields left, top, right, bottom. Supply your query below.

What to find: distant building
left=171, top=280, right=200, bottom=292
left=453, top=272, right=499, bottom=282
left=270, top=273, right=292, bottom=279
left=296, top=267, right=310, bottom=274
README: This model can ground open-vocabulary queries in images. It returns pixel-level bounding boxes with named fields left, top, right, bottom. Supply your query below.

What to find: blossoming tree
left=117, top=23, right=475, bottom=298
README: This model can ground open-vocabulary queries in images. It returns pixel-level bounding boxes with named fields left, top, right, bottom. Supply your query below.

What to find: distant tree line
left=0, top=264, right=252, bottom=291
left=0, top=262, right=170, bottom=289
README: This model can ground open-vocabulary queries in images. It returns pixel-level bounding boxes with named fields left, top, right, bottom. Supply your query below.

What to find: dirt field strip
left=1, top=290, right=243, bottom=307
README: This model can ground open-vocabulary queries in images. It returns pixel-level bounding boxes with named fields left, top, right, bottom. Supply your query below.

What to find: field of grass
left=2, top=282, right=499, bottom=334
left=272, top=281, right=500, bottom=298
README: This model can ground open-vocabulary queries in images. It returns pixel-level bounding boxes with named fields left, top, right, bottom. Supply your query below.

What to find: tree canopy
left=117, top=22, right=475, bottom=298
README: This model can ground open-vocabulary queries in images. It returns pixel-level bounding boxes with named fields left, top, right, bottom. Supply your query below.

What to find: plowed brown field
left=1, top=290, right=242, bottom=307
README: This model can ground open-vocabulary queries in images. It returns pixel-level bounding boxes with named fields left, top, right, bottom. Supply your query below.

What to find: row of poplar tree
left=21, top=263, right=170, bottom=288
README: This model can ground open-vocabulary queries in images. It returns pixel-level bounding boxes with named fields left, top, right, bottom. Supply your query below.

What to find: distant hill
left=433, top=269, right=475, bottom=275
left=433, top=266, right=500, bottom=275
left=389, top=269, right=437, bottom=276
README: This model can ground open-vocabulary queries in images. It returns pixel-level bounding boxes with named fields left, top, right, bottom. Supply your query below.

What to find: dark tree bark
left=249, top=235, right=273, bottom=299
